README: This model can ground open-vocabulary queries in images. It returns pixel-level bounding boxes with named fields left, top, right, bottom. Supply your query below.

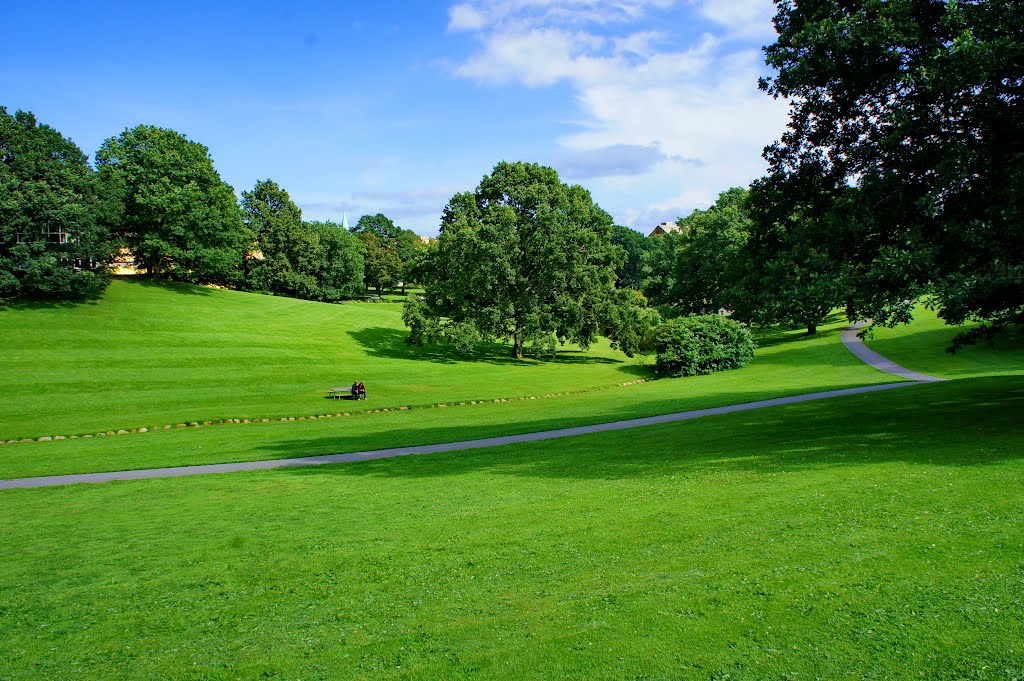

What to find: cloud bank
left=446, top=0, right=789, bottom=229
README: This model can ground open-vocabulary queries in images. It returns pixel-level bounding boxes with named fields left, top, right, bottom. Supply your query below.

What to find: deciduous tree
left=0, top=107, right=114, bottom=299
left=96, top=125, right=247, bottom=284
left=406, top=161, right=646, bottom=359
left=760, top=0, right=1024, bottom=343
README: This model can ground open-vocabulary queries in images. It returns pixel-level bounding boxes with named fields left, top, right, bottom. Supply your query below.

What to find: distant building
left=648, top=222, right=682, bottom=238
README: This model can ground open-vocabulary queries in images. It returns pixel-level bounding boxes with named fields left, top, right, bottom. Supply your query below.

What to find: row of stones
left=0, top=378, right=649, bottom=444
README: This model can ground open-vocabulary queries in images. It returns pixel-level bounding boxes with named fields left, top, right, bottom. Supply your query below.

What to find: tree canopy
left=406, top=161, right=645, bottom=359
left=759, top=0, right=1024, bottom=343
left=96, top=125, right=248, bottom=284
left=0, top=107, right=114, bottom=299
left=243, top=179, right=363, bottom=301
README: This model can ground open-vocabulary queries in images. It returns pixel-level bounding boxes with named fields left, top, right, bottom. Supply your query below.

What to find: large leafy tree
left=0, top=107, right=115, bottom=298
left=96, top=125, right=248, bottom=284
left=663, top=187, right=752, bottom=316
left=406, top=161, right=644, bottom=359
left=243, top=179, right=320, bottom=298
left=610, top=224, right=648, bottom=290
left=352, top=213, right=424, bottom=293
left=760, top=0, right=1024, bottom=342
left=307, top=220, right=365, bottom=300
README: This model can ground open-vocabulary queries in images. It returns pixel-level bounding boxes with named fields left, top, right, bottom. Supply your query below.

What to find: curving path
left=0, top=327, right=945, bottom=490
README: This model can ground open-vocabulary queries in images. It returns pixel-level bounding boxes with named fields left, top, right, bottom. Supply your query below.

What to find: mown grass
left=0, top=279, right=650, bottom=439
left=0, top=311, right=896, bottom=478
left=2, top=376, right=1022, bottom=679
left=865, top=306, right=1024, bottom=378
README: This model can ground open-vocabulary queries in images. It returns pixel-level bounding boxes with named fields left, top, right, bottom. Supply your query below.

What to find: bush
left=654, top=315, right=755, bottom=377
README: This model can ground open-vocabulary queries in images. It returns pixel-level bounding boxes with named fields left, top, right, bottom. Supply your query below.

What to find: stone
left=37, top=436, right=52, bottom=441
left=117, top=430, right=129, bottom=435
left=138, top=428, right=148, bottom=433
left=54, top=435, right=66, bottom=440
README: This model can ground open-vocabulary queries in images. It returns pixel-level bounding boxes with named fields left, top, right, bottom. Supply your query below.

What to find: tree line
left=0, top=111, right=424, bottom=302
left=4, top=0, right=1019, bottom=359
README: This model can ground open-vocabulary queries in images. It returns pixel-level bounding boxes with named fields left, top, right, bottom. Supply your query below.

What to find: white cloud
left=446, top=0, right=788, bottom=228
left=448, top=4, right=488, bottom=31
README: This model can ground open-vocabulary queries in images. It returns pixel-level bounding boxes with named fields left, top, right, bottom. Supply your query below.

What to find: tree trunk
left=807, top=322, right=817, bottom=335
left=512, top=333, right=524, bottom=359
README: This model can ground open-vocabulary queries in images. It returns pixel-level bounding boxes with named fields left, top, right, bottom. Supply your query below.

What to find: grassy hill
left=0, top=280, right=902, bottom=477
left=0, top=279, right=650, bottom=438
left=1, top=285, right=1022, bottom=677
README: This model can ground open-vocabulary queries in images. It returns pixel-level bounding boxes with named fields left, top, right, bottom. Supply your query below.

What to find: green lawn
left=0, top=279, right=651, bottom=440
left=2, top=376, right=1022, bottom=679
left=865, top=307, right=1024, bottom=378
left=0, top=289, right=897, bottom=478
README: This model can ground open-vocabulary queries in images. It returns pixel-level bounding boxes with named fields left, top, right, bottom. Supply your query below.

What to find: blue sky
left=3, top=0, right=789, bottom=236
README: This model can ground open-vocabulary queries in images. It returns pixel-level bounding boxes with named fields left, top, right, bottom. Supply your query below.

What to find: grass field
left=1, top=280, right=900, bottom=477
left=1, top=376, right=1022, bottom=679
left=0, top=279, right=650, bottom=439
left=866, top=307, right=1024, bottom=378
left=2, top=283, right=1023, bottom=678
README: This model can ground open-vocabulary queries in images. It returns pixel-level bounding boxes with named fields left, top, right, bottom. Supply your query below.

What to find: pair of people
left=350, top=381, right=367, bottom=400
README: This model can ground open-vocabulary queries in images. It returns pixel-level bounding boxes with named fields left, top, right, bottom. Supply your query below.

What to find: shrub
left=654, top=315, right=755, bottom=377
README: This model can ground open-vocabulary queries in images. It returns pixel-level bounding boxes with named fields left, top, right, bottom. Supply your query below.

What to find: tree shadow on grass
left=268, top=376, right=1024, bottom=483
left=126, top=278, right=214, bottom=296
left=348, top=326, right=640, bottom=371
left=0, top=297, right=101, bottom=312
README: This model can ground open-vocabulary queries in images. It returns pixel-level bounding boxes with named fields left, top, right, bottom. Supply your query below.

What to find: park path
left=0, top=327, right=945, bottom=490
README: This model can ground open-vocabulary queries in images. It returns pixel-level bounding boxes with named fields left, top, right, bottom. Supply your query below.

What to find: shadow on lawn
left=268, top=376, right=1024, bottom=482
left=349, top=326, right=646, bottom=374
left=127, top=278, right=214, bottom=296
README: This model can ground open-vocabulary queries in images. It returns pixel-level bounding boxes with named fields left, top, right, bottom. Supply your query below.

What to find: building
left=648, top=222, right=682, bottom=238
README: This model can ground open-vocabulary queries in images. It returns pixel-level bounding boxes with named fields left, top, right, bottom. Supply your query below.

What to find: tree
left=357, top=231, right=401, bottom=296
left=610, top=224, right=648, bottom=290
left=655, top=187, right=752, bottom=316
left=307, top=220, right=365, bottom=300
left=96, top=125, right=248, bottom=284
left=760, top=0, right=1024, bottom=343
left=353, top=213, right=424, bottom=293
left=0, top=108, right=115, bottom=299
left=243, top=179, right=321, bottom=299
left=406, top=161, right=646, bottom=359
left=351, top=213, right=400, bottom=241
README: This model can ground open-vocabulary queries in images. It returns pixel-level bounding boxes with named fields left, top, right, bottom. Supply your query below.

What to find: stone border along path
left=0, top=379, right=652, bottom=446
left=0, top=326, right=945, bottom=490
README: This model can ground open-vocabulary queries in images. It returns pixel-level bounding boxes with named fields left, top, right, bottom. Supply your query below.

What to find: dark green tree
left=663, top=187, right=752, bottom=315
left=95, top=125, right=248, bottom=284
left=307, top=220, right=365, bottom=300
left=0, top=108, right=115, bottom=299
left=760, top=0, right=1024, bottom=344
left=610, top=224, right=648, bottom=290
left=351, top=213, right=400, bottom=241
left=406, top=161, right=646, bottom=359
left=357, top=230, right=402, bottom=296
left=243, top=179, right=321, bottom=299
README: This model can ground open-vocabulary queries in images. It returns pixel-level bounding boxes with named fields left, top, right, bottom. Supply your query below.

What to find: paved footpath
left=0, top=327, right=945, bottom=490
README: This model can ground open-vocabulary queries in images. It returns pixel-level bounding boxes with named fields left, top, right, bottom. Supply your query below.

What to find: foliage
left=0, top=107, right=114, bottom=299
left=644, top=188, right=752, bottom=315
left=357, top=230, right=402, bottom=296
left=737, top=190, right=845, bottom=335
left=759, top=0, right=1024, bottom=343
left=408, top=161, right=648, bottom=359
left=95, top=125, right=248, bottom=284
left=306, top=220, right=364, bottom=301
left=653, top=314, right=755, bottom=378
left=639, top=229, right=679, bottom=306
left=352, top=213, right=426, bottom=293
left=610, top=224, right=648, bottom=290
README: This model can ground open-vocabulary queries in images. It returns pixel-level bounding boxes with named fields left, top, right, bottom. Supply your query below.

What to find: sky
left=3, top=0, right=790, bottom=236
